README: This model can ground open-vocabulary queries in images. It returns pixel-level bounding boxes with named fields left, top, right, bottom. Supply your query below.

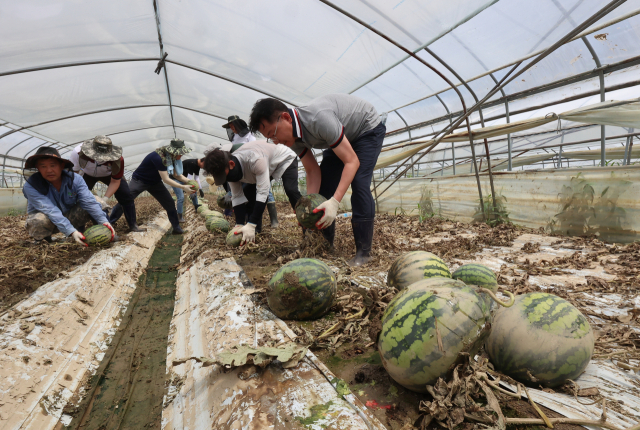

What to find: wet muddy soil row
left=63, top=232, right=182, bottom=430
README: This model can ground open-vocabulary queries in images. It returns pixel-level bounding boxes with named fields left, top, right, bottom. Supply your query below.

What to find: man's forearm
left=333, top=161, right=358, bottom=202
left=306, top=169, right=321, bottom=194
left=175, top=174, right=189, bottom=183
left=104, top=179, right=120, bottom=198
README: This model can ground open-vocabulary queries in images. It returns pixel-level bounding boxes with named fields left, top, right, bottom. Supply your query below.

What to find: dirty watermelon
left=267, top=258, right=336, bottom=320
left=295, top=194, right=327, bottom=229
left=451, top=263, right=498, bottom=292
left=378, top=277, right=491, bottom=392
left=217, top=194, right=233, bottom=210
left=387, top=251, right=451, bottom=290
left=202, top=210, right=223, bottom=218
left=83, top=225, right=112, bottom=246
left=206, top=216, right=230, bottom=233
left=485, top=292, right=594, bottom=387
left=226, top=229, right=243, bottom=247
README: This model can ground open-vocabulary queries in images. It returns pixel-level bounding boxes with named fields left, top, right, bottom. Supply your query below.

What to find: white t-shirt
left=232, top=132, right=256, bottom=145
left=69, top=144, right=123, bottom=178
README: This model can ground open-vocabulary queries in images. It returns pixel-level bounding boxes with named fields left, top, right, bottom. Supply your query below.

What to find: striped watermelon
left=485, top=292, right=594, bottom=388
left=84, top=225, right=112, bottom=246
left=452, top=264, right=498, bottom=292
left=226, top=230, right=242, bottom=247
left=295, top=194, right=327, bottom=230
left=267, top=258, right=336, bottom=320
left=217, top=195, right=233, bottom=210
left=197, top=205, right=207, bottom=214
left=387, top=251, right=451, bottom=290
left=206, top=216, right=230, bottom=233
left=378, top=277, right=491, bottom=392
left=187, top=179, right=199, bottom=190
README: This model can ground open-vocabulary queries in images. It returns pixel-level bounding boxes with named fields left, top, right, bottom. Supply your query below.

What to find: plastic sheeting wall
left=0, top=188, right=27, bottom=216
left=343, top=166, right=640, bottom=243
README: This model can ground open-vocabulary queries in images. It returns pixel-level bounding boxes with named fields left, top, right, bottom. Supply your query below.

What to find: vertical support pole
left=627, top=136, right=634, bottom=165
left=559, top=145, right=563, bottom=168
left=451, top=143, right=456, bottom=175
left=581, top=37, right=606, bottom=166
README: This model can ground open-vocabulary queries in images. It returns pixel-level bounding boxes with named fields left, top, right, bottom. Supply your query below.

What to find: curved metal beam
left=316, top=0, right=492, bottom=217
left=0, top=104, right=230, bottom=144
left=152, top=0, right=176, bottom=138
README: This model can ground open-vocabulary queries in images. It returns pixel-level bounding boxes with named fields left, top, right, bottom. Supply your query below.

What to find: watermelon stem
left=316, top=322, right=343, bottom=340
left=478, top=288, right=515, bottom=307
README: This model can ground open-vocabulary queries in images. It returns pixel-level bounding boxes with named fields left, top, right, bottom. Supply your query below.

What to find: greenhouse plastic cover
left=1, top=0, right=640, bottom=173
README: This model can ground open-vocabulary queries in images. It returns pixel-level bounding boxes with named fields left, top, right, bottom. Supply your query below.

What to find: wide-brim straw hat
left=24, top=146, right=74, bottom=170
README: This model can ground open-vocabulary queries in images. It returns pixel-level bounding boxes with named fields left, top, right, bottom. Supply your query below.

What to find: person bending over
left=70, top=135, right=145, bottom=233
left=110, top=139, right=195, bottom=234
left=249, top=94, right=386, bottom=266
left=22, top=147, right=115, bottom=246
left=203, top=140, right=301, bottom=245
left=168, top=156, right=200, bottom=223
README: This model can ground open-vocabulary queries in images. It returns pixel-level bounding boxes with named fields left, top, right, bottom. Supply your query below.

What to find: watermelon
left=226, top=230, right=242, bottom=247
left=197, top=205, right=207, bottom=214
left=84, top=225, right=112, bottom=246
left=295, top=194, right=327, bottom=230
left=378, top=277, right=491, bottom=392
left=485, top=292, right=594, bottom=388
left=452, top=264, right=498, bottom=292
left=202, top=210, right=223, bottom=218
left=267, top=258, right=336, bottom=320
left=206, top=216, right=230, bottom=233
left=217, top=195, right=233, bottom=210
left=187, top=179, right=199, bottom=190
left=387, top=251, right=451, bottom=290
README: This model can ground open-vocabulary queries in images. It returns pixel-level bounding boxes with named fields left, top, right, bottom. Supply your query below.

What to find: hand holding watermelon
left=71, top=231, right=88, bottom=247
left=313, top=197, right=340, bottom=229
left=103, top=222, right=115, bottom=242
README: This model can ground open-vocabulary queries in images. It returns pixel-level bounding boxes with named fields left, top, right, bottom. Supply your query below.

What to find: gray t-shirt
left=290, top=94, right=381, bottom=158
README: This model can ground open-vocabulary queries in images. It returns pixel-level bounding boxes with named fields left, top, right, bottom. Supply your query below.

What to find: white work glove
left=71, top=231, right=88, bottom=247
left=235, top=223, right=257, bottom=245
left=181, top=184, right=196, bottom=194
left=313, top=197, right=340, bottom=229
left=103, top=222, right=115, bottom=242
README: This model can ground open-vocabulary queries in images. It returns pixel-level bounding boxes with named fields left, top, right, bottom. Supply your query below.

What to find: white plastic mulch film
left=1, top=0, right=640, bottom=182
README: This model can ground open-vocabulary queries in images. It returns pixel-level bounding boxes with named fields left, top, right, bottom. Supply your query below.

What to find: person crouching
left=22, top=147, right=115, bottom=246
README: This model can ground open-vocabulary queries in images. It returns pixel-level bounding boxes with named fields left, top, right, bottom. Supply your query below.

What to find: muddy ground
left=195, top=193, right=639, bottom=430
left=0, top=196, right=162, bottom=314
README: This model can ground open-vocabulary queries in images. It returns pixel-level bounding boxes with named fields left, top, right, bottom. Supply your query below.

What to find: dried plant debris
left=172, top=342, right=308, bottom=369
left=193, top=199, right=640, bottom=429
left=0, top=196, right=163, bottom=313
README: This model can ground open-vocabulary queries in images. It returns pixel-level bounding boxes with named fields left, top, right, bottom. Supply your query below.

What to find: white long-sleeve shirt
left=227, top=141, right=296, bottom=206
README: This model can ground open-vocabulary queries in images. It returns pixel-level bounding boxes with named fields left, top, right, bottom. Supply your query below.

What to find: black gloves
left=199, top=189, right=204, bottom=198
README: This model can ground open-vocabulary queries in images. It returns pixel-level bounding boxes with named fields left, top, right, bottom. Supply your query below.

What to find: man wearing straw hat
left=110, top=139, right=195, bottom=235
left=22, top=147, right=115, bottom=246
left=69, top=135, right=146, bottom=233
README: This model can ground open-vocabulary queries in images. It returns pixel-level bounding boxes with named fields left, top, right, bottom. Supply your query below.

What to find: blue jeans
left=172, top=180, right=198, bottom=214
